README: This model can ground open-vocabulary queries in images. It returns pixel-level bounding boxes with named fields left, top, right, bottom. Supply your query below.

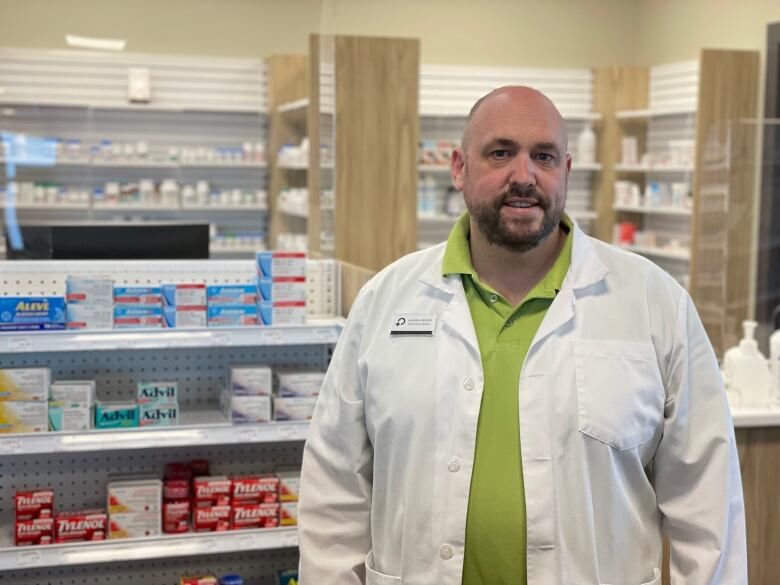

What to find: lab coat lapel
left=419, top=261, right=481, bottom=360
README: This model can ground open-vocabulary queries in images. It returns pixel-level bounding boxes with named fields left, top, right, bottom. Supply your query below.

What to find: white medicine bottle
left=577, top=123, right=596, bottom=165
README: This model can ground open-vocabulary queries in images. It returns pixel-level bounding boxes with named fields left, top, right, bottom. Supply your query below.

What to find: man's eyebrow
left=481, top=138, right=517, bottom=152
left=535, top=142, right=563, bottom=155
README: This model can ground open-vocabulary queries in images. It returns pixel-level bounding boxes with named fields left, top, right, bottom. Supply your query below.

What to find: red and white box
left=231, top=503, right=279, bottom=530
left=15, top=517, right=54, bottom=546
left=231, top=475, right=279, bottom=504
left=193, top=505, right=231, bottom=532
left=15, top=489, right=54, bottom=521
left=189, top=459, right=210, bottom=477
left=280, top=502, right=298, bottom=526
left=164, top=479, right=190, bottom=501
left=165, top=462, right=193, bottom=481
left=163, top=500, right=191, bottom=534
left=193, top=476, right=232, bottom=508
left=54, top=510, right=107, bottom=543
left=180, top=575, right=218, bottom=585
left=109, top=512, right=161, bottom=539
left=108, top=479, right=162, bottom=514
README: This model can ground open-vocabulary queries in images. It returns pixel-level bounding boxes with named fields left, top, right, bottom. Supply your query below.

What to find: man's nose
left=508, top=152, right=536, bottom=186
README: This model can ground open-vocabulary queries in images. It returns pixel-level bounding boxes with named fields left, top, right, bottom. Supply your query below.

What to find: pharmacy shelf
left=0, top=320, right=344, bottom=354
left=10, top=204, right=267, bottom=214
left=277, top=163, right=308, bottom=171
left=209, top=244, right=266, bottom=256
left=616, top=243, right=691, bottom=261
left=614, top=163, right=694, bottom=173
left=568, top=210, right=598, bottom=221
left=731, top=407, right=780, bottom=429
left=616, top=107, right=697, bottom=120
left=0, top=526, right=298, bottom=571
left=277, top=98, right=309, bottom=113
left=613, top=204, right=692, bottom=217
left=1, top=158, right=267, bottom=170
left=418, top=213, right=457, bottom=224
left=277, top=200, right=309, bottom=219
left=0, top=414, right=310, bottom=456
left=419, top=111, right=602, bottom=121
left=418, top=164, right=451, bottom=173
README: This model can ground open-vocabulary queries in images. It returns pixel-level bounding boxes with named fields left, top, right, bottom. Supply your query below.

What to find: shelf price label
left=314, top=328, right=336, bottom=342
left=259, top=330, right=283, bottom=344
left=236, top=534, right=258, bottom=550
left=281, top=531, right=299, bottom=548
left=0, top=438, right=22, bottom=455
left=277, top=424, right=303, bottom=441
left=16, top=549, right=43, bottom=567
left=7, top=337, right=32, bottom=352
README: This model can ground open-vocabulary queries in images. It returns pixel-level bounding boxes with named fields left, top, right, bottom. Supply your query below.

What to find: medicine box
left=108, top=511, right=161, bottom=539
left=65, top=276, right=114, bottom=305
left=48, top=401, right=92, bottom=431
left=113, top=286, right=162, bottom=305
left=138, top=402, right=179, bottom=427
left=207, top=305, right=257, bottom=327
left=108, top=479, right=162, bottom=514
left=0, top=297, right=66, bottom=331
left=257, top=276, right=307, bottom=302
left=275, top=369, right=325, bottom=397
left=162, top=284, right=206, bottom=307
left=0, top=400, right=48, bottom=433
left=49, top=380, right=96, bottom=406
left=137, top=380, right=177, bottom=403
left=231, top=365, right=272, bottom=396
left=220, top=390, right=271, bottom=424
left=273, top=396, right=318, bottom=421
left=256, top=251, right=306, bottom=278
left=258, top=301, right=306, bottom=326
left=95, top=401, right=138, bottom=429
left=162, top=306, right=206, bottom=328
left=0, top=368, right=49, bottom=401
left=206, top=285, right=257, bottom=306
left=113, top=306, right=162, bottom=328
left=66, top=304, right=113, bottom=330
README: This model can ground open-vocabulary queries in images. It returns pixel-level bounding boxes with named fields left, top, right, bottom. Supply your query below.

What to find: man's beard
left=466, top=183, right=563, bottom=252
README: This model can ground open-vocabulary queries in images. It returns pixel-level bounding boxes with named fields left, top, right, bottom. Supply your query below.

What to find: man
left=298, top=86, right=746, bottom=584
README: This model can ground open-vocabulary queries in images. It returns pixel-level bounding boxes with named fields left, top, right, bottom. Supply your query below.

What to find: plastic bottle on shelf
left=577, top=123, right=596, bottom=166
left=722, top=320, right=771, bottom=409
left=771, top=309, right=780, bottom=406
left=423, top=174, right=439, bottom=216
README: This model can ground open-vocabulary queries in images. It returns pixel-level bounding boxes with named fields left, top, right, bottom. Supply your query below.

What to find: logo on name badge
left=390, top=313, right=436, bottom=336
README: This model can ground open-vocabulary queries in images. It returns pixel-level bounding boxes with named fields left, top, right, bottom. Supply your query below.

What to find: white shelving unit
left=0, top=527, right=299, bottom=571
left=614, top=163, right=694, bottom=173
left=617, top=243, right=691, bottom=261
left=0, top=258, right=340, bottom=584
left=613, top=204, right=691, bottom=217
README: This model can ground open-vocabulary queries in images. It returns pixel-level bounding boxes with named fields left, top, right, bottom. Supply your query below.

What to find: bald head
left=461, top=86, right=568, bottom=153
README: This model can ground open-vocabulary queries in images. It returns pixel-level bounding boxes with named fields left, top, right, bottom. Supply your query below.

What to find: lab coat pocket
left=365, top=550, right=401, bottom=585
left=573, top=340, right=664, bottom=451
left=602, top=567, right=661, bottom=585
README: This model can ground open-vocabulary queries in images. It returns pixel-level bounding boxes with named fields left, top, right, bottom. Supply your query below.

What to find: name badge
left=390, top=313, right=437, bottom=336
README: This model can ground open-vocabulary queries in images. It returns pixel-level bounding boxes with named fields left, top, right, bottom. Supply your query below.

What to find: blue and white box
left=256, top=252, right=306, bottom=278
left=257, top=277, right=307, bottom=302
left=0, top=297, right=66, bottom=331
left=162, top=306, right=206, bottom=328
left=114, top=306, right=162, bottom=329
left=66, top=304, right=113, bottom=330
left=275, top=369, right=325, bottom=397
left=139, top=401, right=179, bottom=427
left=258, top=301, right=306, bottom=326
left=220, top=390, right=271, bottom=423
left=65, top=276, right=114, bottom=305
left=231, top=365, right=272, bottom=396
left=273, top=396, right=318, bottom=421
left=207, top=305, right=257, bottom=327
left=95, top=401, right=138, bottom=429
left=114, top=286, right=162, bottom=306
left=50, top=380, right=96, bottom=406
left=206, top=285, right=257, bottom=306
left=49, top=401, right=92, bottom=431
left=161, top=284, right=206, bottom=307
left=137, top=381, right=177, bottom=404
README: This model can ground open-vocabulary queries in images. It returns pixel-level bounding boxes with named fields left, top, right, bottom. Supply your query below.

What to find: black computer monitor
left=4, top=223, right=210, bottom=260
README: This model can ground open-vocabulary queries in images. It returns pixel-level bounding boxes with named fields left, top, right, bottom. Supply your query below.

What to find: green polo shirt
left=442, top=212, right=572, bottom=585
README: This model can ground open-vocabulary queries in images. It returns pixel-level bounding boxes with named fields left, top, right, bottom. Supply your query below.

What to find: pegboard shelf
left=0, top=319, right=344, bottom=354
left=0, top=413, right=310, bottom=455
left=0, top=526, right=298, bottom=571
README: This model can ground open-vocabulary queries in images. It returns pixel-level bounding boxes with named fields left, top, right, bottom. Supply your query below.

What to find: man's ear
left=451, top=147, right=466, bottom=192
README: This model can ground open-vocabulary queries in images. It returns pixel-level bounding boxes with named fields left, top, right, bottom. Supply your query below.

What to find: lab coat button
left=440, top=545, right=454, bottom=560
left=448, top=458, right=461, bottom=473
left=462, top=377, right=475, bottom=391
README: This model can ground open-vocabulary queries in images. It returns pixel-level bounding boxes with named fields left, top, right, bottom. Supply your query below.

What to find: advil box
left=15, top=517, right=54, bottom=546
left=54, top=510, right=107, bottom=543
left=232, top=475, right=279, bottom=504
left=15, top=489, right=54, bottom=520
left=231, top=503, right=279, bottom=529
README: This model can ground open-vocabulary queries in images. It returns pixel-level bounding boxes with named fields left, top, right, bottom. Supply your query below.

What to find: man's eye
left=491, top=150, right=510, bottom=159
left=535, top=153, right=554, bottom=162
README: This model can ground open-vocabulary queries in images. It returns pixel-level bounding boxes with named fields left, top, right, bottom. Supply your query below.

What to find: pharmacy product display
left=0, top=253, right=307, bottom=332
left=0, top=364, right=324, bottom=434
left=179, top=569, right=298, bottom=584
left=14, top=458, right=300, bottom=548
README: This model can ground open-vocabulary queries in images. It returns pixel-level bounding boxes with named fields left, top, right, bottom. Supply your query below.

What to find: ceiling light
left=65, top=34, right=126, bottom=52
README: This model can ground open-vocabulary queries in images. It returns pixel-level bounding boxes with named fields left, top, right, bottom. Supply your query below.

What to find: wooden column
left=591, top=67, right=648, bottom=243
left=266, top=54, right=309, bottom=248
left=331, top=35, right=419, bottom=273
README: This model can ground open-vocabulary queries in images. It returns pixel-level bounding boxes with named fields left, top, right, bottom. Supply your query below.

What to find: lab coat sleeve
left=654, top=292, right=747, bottom=584
left=298, top=287, right=374, bottom=585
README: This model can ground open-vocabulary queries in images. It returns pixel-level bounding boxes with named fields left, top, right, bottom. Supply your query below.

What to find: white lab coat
left=298, top=221, right=746, bottom=585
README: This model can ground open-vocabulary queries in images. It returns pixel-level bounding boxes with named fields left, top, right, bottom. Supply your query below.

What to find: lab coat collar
left=418, top=217, right=610, bottom=296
